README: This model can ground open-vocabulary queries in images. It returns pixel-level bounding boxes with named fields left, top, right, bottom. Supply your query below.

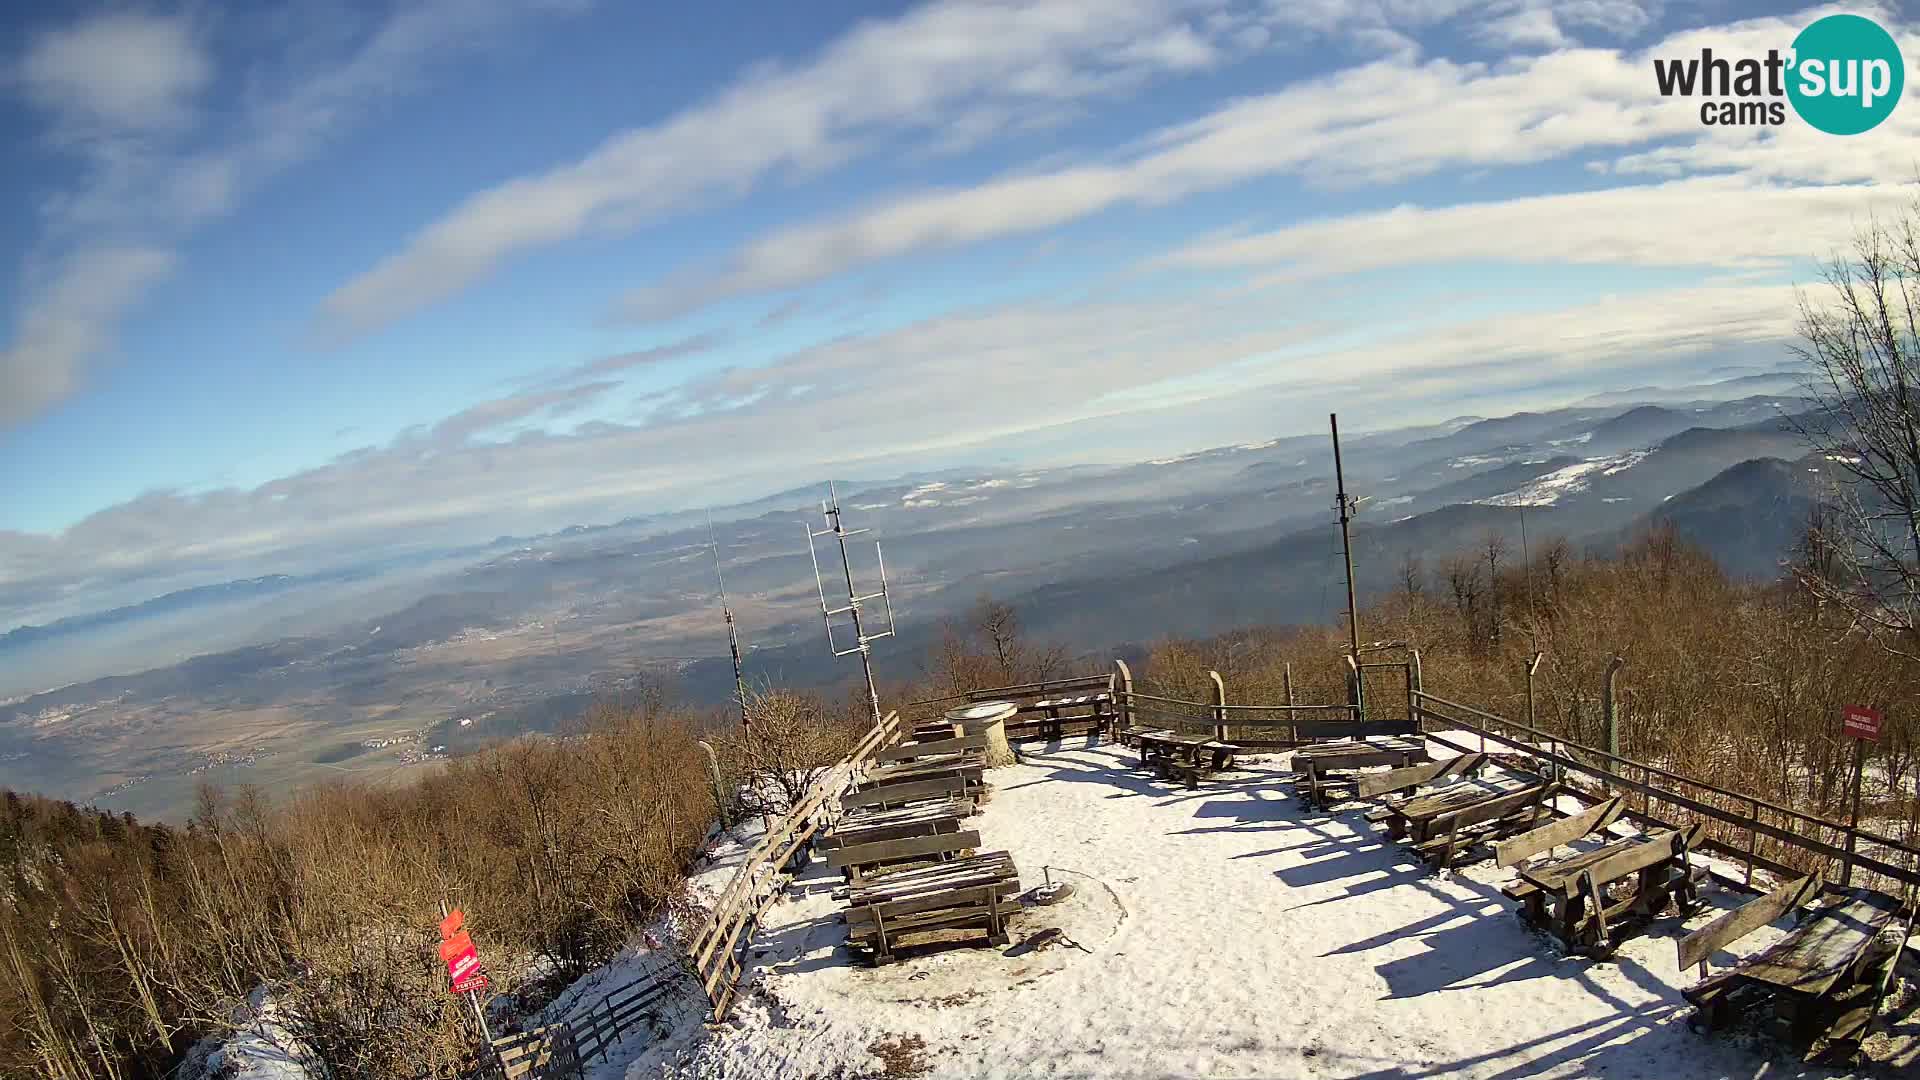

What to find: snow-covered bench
left=843, top=851, right=1021, bottom=965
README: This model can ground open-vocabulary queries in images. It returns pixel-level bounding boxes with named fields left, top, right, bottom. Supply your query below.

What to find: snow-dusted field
left=605, top=740, right=1918, bottom=1080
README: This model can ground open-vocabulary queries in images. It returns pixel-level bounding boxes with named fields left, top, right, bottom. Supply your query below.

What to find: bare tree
left=1792, top=197, right=1920, bottom=657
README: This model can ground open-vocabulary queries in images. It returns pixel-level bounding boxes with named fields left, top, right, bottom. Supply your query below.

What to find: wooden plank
left=1496, top=796, right=1625, bottom=867
left=1730, top=890, right=1903, bottom=996
left=1430, top=782, right=1556, bottom=833
left=1355, top=754, right=1480, bottom=798
left=1679, top=873, right=1824, bottom=971
left=826, top=829, right=981, bottom=871
left=1520, top=826, right=1694, bottom=897
left=1398, top=778, right=1534, bottom=823
left=841, top=776, right=968, bottom=810
left=870, top=734, right=989, bottom=764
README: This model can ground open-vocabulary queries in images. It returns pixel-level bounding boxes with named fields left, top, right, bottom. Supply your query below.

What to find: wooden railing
left=686, top=711, right=903, bottom=1020
left=1411, top=690, right=1920, bottom=896
left=479, top=961, right=689, bottom=1080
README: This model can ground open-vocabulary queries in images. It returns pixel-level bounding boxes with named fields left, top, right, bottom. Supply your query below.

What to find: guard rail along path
left=686, top=710, right=906, bottom=1020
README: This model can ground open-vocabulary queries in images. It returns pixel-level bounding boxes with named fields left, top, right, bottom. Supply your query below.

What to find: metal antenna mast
left=1330, top=413, right=1361, bottom=659
left=708, top=511, right=750, bottom=729
left=804, top=482, right=897, bottom=728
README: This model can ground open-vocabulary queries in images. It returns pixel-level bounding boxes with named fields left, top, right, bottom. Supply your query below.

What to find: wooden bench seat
left=825, top=829, right=981, bottom=885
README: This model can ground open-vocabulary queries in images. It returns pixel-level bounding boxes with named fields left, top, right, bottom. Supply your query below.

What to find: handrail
left=1412, top=690, right=1852, bottom=834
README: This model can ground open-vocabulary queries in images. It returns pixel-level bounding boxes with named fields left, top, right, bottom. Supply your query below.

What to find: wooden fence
left=686, top=710, right=904, bottom=1020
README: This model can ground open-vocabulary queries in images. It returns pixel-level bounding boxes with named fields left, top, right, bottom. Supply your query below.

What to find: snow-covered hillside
left=594, top=741, right=1915, bottom=1079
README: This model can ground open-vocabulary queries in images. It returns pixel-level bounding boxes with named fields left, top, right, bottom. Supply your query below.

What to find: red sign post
left=438, top=907, right=493, bottom=1038
left=1840, top=706, right=1883, bottom=887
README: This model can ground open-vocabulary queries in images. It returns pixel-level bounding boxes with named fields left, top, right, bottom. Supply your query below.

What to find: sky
left=0, top=0, right=1916, bottom=629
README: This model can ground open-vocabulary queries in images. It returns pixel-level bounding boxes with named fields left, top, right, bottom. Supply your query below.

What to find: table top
left=1395, top=778, right=1535, bottom=823
left=1294, top=738, right=1425, bottom=761
left=1732, top=890, right=1904, bottom=996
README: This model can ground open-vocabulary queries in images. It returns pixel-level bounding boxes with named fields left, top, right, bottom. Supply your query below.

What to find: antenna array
left=803, top=482, right=897, bottom=728
left=707, top=511, right=751, bottom=728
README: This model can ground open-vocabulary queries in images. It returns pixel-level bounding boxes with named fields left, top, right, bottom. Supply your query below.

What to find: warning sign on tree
left=1842, top=704, right=1883, bottom=742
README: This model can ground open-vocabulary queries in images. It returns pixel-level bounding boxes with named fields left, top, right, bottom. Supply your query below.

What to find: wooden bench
left=1292, top=739, right=1428, bottom=809
left=964, top=675, right=1116, bottom=742
left=1680, top=881, right=1911, bottom=1062
left=869, top=734, right=988, bottom=765
left=1023, top=694, right=1114, bottom=741
left=1354, top=753, right=1486, bottom=800
left=843, top=852, right=1021, bottom=965
left=1117, top=726, right=1171, bottom=749
left=1496, top=804, right=1702, bottom=956
left=858, top=755, right=987, bottom=799
left=841, top=774, right=970, bottom=813
left=826, top=828, right=981, bottom=885
left=1155, top=741, right=1239, bottom=789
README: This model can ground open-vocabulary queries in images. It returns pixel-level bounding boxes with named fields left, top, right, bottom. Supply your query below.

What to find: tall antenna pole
left=1331, top=413, right=1361, bottom=659
left=708, top=511, right=750, bottom=729
left=805, top=482, right=897, bottom=729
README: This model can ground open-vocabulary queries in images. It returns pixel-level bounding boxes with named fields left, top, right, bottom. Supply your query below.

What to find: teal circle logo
left=1787, top=14, right=1904, bottom=135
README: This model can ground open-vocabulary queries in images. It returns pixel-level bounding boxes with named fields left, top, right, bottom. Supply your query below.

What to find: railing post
left=1345, top=654, right=1363, bottom=722
left=1406, top=649, right=1422, bottom=724
left=1744, top=798, right=1759, bottom=889
left=1113, top=658, right=1133, bottom=733
left=1208, top=669, right=1227, bottom=742
left=1601, top=655, right=1625, bottom=787
left=697, top=740, right=730, bottom=829
left=1283, top=662, right=1298, bottom=744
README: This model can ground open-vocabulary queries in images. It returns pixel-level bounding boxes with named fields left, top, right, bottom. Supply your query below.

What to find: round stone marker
left=947, top=700, right=1018, bottom=767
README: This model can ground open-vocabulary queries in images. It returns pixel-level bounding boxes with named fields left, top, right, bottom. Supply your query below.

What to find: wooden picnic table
left=1292, top=738, right=1428, bottom=809
left=1685, top=887, right=1909, bottom=1057
left=1377, top=778, right=1556, bottom=867
left=1506, top=820, right=1701, bottom=956
left=1136, top=730, right=1238, bottom=788
left=860, top=753, right=985, bottom=790
left=842, top=851, right=1021, bottom=964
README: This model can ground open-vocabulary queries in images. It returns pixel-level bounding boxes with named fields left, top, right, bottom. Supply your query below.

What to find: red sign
left=438, top=909, right=464, bottom=940
left=438, top=931, right=473, bottom=963
left=1843, top=705, right=1883, bottom=742
left=437, top=922, right=488, bottom=995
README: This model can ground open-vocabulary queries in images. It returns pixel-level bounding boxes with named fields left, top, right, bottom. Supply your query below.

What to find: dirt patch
left=865, top=1033, right=931, bottom=1078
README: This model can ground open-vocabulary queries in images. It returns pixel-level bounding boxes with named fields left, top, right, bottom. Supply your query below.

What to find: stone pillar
left=948, top=701, right=1018, bottom=768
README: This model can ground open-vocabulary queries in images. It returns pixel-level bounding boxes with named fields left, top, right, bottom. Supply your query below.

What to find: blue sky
left=1, top=0, right=1916, bottom=627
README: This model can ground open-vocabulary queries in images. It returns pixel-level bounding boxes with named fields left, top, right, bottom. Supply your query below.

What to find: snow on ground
left=177, top=991, right=315, bottom=1080
left=600, top=741, right=1916, bottom=1080
left=1479, top=451, right=1650, bottom=508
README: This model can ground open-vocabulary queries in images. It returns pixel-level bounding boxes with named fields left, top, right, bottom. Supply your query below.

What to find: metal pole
left=1844, top=736, right=1865, bottom=888
left=1330, top=413, right=1361, bottom=663
left=708, top=512, right=750, bottom=729
left=441, top=898, right=493, bottom=1044
left=826, top=490, right=885, bottom=730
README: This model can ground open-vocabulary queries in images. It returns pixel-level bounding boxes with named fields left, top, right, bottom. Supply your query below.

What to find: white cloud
left=0, top=270, right=1803, bottom=618
left=0, top=248, right=175, bottom=426
left=0, top=1, right=587, bottom=429
left=324, top=0, right=1630, bottom=335
left=615, top=8, right=1915, bottom=321
left=18, top=13, right=210, bottom=133
left=1154, top=177, right=1915, bottom=280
